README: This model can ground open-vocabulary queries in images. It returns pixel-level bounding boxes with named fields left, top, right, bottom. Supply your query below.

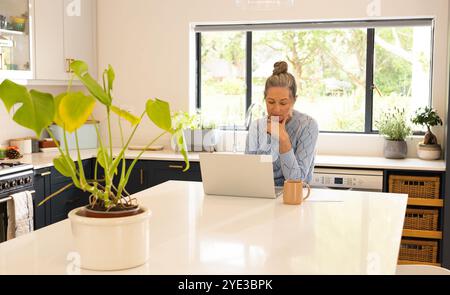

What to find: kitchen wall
left=98, top=0, right=449, bottom=156
left=0, top=85, right=83, bottom=146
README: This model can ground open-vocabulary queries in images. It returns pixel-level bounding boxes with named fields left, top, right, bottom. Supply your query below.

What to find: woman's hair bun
left=273, top=61, right=288, bottom=75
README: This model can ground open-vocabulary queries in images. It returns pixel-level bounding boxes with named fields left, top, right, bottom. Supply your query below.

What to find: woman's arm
left=279, top=119, right=319, bottom=183
left=245, top=120, right=258, bottom=154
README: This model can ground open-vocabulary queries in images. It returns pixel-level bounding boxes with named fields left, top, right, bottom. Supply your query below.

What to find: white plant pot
left=417, top=143, right=442, bottom=160
left=68, top=206, right=151, bottom=271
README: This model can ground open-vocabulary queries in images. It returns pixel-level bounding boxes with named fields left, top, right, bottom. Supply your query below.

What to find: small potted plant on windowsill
left=412, top=106, right=443, bottom=160
left=375, top=107, right=412, bottom=159
left=0, top=60, right=189, bottom=271
left=172, top=111, right=220, bottom=152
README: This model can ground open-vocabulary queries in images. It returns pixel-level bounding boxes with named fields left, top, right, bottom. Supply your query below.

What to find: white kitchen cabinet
left=33, top=0, right=65, bottom=80
left=33, top=0, right=96, bottom=82
left=0, top=0, right=33, bottom=81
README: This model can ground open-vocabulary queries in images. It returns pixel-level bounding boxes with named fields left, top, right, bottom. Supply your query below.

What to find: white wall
left=96, top=0, right=449, bottom=157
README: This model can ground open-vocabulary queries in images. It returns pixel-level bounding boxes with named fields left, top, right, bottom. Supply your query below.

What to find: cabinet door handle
left=168, top=165, right=184, bottom=169
left=65, top=58, right=74, bottom=73
left=140, top=169, right=144, bottom=185
left=40, top=171, right=51, bottom=177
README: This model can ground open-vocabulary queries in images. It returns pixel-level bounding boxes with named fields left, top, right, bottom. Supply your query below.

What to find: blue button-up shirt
left=245, top=110, right=319, bottom=186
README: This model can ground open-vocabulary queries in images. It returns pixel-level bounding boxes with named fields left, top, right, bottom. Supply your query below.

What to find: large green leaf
left=146, top=98, right=172, bottom=132
left=53, top=93, right=66, bottom=128
left=0, top=79, right=54, bottom=136
left=106, top=65, right=115, bottom=93
left=70, top=60, right=112, bottom=106
left=53, top=155, right=76, bottom=178
left=57, top=92, right=96, bottom=133
left=111, top=105, right=140, bottom=126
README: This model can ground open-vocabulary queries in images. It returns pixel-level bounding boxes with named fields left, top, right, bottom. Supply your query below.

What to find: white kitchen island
left=0, top=181, right=407, bottom=275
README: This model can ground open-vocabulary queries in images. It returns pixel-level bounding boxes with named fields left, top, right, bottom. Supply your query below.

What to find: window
left=199, top=31, right=247, bottom=126
left=196, top=20, right=434, bottom=133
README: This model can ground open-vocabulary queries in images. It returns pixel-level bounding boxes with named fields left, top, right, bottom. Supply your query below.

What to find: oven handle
left=0, top=190, right=36, bottom=204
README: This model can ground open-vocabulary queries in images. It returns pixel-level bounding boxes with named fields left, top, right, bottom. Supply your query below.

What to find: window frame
left=195, top=19, right=434, bottom=134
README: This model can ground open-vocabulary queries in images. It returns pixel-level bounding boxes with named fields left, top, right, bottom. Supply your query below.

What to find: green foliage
left=70, top=60, right=112, bottom=106
left=0, top=80, right=55, bottom=136
left=411, top=106, right=443, bottom=145
left=411, top=106, right=443, bottom=130
left=204, top=78, right=245, bottom=96
left=57, top=92, right=96, bottom=133
left=0, top=60, right=190, bottom=210
left=110, top=106, right=140, bottom=126
left=146, top=99, right=173, bottom=132
left=375, top=107, right=412, bottom=141
left=172, top=110, right=217, bottom=130
left=374, top=28, right=414, bottom=96
left=172, top=111, right=200, bottom=130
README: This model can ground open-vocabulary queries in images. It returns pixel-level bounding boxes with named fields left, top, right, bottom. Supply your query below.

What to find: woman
left=245, top=61, right=319, bottom=186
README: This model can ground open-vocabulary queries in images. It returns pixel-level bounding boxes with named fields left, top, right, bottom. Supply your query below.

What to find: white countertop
left=315, top=155, right=446, bottom=171
left=21, top=149, right=446, bottom=171
left=0, top=181, right=407, bottom=275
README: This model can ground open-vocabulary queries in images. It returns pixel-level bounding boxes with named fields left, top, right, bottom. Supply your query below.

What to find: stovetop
left=0, top=161, right=34, bottom=177
left=0, top=161, right=34, bottom=196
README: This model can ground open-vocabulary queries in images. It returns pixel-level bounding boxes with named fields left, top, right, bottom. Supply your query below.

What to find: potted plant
left=375, top=107, right=412, bottom=159
left=411, top=106, right=443, bottom=160
left=0, top=60, right=189, bottom=271
left=172, top=110, right=220, bottom=152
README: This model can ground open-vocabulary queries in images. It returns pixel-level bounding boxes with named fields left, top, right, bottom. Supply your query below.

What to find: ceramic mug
left=283, top=180, right=311, bottom=205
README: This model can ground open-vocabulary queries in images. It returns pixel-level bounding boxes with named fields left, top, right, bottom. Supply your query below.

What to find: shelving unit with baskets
left=387, top=173, right=445, bottom=266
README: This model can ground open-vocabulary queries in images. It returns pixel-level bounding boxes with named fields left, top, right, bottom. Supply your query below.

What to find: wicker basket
left=389, top=175, right=440, bottom=199
left=404, top=208, right=439, bottom=231
left=399, top=239, right=438, bottom=263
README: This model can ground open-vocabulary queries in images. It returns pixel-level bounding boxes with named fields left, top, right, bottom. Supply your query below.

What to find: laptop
left=199, top=153, right=283, bottom=199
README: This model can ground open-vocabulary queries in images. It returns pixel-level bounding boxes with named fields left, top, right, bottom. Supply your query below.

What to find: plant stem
left=45, top=127, right=79, bottom=186
left=107, top=108, right=113, bottom=158
left=117, top=131, right=168, bottom=197
left=108, top=112, right=146, bottom=176
left=92, top=115, right=112, bottom=193
left=117, top=117, right=127, bottom=201
left=75, top=130, right=92, bottom=192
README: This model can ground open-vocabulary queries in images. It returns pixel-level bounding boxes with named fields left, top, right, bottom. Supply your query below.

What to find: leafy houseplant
left=375, top=107, right=412, bottom=159
left=0, top=60, right=189, bottom=270
left=172, top=110, right=220, bottom=152
left=412, top=106, right=443, bottom=160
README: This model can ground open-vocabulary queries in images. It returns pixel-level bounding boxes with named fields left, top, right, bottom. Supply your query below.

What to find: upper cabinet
left=0, top=0, right=33, bottom=80
left=34, top=0, right=96, bottom=82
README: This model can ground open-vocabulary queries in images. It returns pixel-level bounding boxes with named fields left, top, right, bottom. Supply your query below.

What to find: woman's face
left=265, top=87, right=295, bottom=122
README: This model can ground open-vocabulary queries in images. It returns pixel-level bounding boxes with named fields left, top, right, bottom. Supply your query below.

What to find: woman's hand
left=267, top=115, right=292, bottom=154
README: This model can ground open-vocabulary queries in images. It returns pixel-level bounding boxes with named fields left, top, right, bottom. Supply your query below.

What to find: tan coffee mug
left=283, top=180, right=311, bottom=205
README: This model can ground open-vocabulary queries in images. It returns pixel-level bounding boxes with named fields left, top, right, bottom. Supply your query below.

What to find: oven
left=0, top=163, right=34, bottom=244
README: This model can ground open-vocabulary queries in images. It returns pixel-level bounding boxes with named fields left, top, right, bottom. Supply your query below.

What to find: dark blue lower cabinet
left=120, top=160, right=149, bottom=195
left=115, top=160, right=202, bottom=194
left=32, top=168, right=51, bottom=230
left=33, top=159, right=93, bottom=228
left=147, top=161, right=202, bottom=188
